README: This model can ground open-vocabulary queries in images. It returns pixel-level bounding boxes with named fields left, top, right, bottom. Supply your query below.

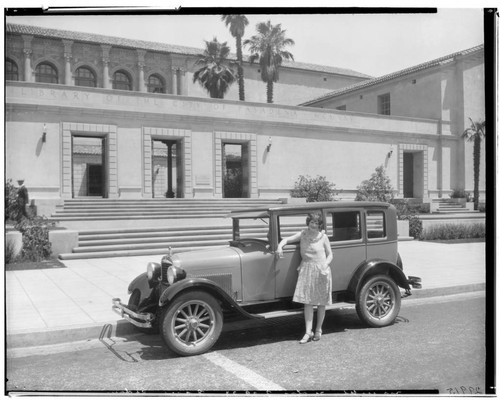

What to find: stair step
left=58, top=245, right=223, bottom=260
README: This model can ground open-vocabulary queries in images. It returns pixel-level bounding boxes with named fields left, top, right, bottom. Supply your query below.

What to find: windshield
left=232, top=217, right=270, bottom=242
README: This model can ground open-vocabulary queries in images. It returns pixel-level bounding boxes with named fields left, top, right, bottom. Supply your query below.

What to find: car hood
left=170, top=246, right=241, bottom=275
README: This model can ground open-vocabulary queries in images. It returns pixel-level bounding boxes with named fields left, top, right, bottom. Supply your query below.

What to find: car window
left=367, top=211, right=386, bottom=239
left=326, top=211, right=362, bottom=242
left=277, top=213, right=309, bottom=242
left=234, top=217, right=270, bottom=241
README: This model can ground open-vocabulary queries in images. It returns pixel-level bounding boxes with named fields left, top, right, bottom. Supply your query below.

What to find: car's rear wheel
left=160, top=291, right=223, bottom=356
left=356, top=275, right=401, bottom=327
left=128, top=290, right=158, bottom=334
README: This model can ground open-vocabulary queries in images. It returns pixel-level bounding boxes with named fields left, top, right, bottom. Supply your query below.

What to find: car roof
left=229, top=201, right=391, bottom=218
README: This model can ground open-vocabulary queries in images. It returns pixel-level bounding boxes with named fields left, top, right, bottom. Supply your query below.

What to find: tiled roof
left=6, top=23, right=371, bottom=79
left=299, top=44, right=484, bottom=105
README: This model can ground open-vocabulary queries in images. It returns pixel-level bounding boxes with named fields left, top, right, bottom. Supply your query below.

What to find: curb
left=6, top=283, right=485, bottom=350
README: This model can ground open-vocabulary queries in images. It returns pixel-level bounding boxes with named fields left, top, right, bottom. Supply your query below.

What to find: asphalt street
left=6, top=291, right=488, bottom=394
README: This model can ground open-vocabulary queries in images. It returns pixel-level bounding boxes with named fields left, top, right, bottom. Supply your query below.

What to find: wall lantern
left=387, top=145, right=394, bottom=158
left=42, top=124, right=47, bottom=143
left=266, top=137, right=272, bottom=152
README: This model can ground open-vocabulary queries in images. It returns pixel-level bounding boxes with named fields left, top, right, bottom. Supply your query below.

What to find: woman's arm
left=324, top=235, right=333, bottom=265
left=276, top=231, right=302, bottom=257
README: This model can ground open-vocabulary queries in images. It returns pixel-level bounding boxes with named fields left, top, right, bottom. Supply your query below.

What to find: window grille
left=35, top=62, right=58, bottom=83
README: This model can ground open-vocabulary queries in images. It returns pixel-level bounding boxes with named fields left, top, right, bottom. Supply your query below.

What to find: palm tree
left=243, top=20, right=295, bottom=103
left=221, top=14, right=249, bottom=101
left=462, top=117, right=486, bottom=210
left=193, top=38, right=236, bottom=99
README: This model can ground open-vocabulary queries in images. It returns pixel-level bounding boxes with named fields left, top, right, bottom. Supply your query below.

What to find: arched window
left=112, top=70, right=132, bottom=91
left=147, top=74, right=165, bottom=93
left=35, top=62, right=58, bottom=83
left=75, top=66, right=97, bottom=87
left=6, top=59, right=19, bottom=81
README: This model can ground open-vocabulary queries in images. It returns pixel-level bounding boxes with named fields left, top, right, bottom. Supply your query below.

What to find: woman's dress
left=293, top=230, right=333, bottom=305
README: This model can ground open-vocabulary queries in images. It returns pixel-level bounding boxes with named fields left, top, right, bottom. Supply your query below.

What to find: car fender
left=158, top=277, right=262, bottom=320
left=127, top=272, right=158, bottom=306
left=348, top=259, right=410, bottom=296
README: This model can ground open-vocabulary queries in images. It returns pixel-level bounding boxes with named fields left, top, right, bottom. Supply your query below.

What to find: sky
left=5, top=7, right=486, bottom=77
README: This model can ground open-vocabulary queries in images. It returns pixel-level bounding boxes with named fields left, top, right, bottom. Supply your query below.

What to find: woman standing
left=276, top=212, right=333, bottom=343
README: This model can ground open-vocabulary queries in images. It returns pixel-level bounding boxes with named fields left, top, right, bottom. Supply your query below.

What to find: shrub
left=449, top=188, right=471, bottom=201
left=402, top=214, right=423, bottom=240
left=5, top=179, right=20, bottom=222
left=15, top=216, right=55, bottom=262
left=5, top=240, right=19, bottom=264
left=355, top=165, right=394, bottom=202
left=290, top=175, right=340, bottom=202
left=422, top=223, right=485, bottom=241
left=391, top=198, right=423, bottom=239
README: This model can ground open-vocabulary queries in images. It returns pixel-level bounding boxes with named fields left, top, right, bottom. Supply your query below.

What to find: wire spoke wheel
left=160, top=291, right=223, bottom=356
left=356, top=275, right=401, bottom=327
left=172, top=300, right=215, bottom=346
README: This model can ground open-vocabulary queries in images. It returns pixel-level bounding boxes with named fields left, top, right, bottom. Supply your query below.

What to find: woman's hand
left=275, top=246, right=284, bottom=258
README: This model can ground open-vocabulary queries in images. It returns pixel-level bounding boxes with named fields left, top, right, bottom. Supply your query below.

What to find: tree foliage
left=290, top=175, right=339, bottom=202
left=193, top=37, right=236, bottom=99
left=355, top=165, right=394, bottom=202
left=243, top=21, right=294, bottom=103
left=462, top=117, right=485, bottom=210
left=221, top=14, right=249, bottom=101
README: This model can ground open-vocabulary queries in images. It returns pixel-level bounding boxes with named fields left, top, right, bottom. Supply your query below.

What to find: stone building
left=5, top=23, right=485, bottom=216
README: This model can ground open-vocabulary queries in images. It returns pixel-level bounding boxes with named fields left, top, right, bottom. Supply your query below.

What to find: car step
left=255, top=302, right=354, bottom=319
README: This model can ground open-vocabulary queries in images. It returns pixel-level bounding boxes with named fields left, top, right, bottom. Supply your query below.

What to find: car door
left=324, top=208, right=367, bottom=291
left=274, top=212, right=308, bottom=299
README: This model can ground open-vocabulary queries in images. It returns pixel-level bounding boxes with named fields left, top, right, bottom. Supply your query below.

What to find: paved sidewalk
left=6, top=240, right=486, bottom=348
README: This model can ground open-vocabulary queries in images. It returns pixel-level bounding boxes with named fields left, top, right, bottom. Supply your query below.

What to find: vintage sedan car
left=112, top=201, right=421, bottom=356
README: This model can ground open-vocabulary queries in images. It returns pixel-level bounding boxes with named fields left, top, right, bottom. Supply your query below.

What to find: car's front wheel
left=356, top=275, right=401, bottom=327
left=160, top=290, right=223, bottom=356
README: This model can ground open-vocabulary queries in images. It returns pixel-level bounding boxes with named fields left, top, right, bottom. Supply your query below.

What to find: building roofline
left=299, top=44, right=484, bottom=106
left=6, top=22, right=371, bottom=79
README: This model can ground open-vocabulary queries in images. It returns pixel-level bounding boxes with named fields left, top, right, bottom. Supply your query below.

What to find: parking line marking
left=203, top=352, right=285, bottom=391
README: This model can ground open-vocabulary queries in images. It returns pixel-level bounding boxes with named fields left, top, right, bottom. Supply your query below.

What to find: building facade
left=5, top=23, right=485, bottom=216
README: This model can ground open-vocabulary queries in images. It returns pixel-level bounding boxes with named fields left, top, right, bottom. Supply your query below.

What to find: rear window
left=367, top=211, right=386, bottom=239
left=326, top=211, right=362, bottom=242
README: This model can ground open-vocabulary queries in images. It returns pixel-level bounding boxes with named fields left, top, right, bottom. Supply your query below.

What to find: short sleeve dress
left=292, top=230, right=333, bottom=306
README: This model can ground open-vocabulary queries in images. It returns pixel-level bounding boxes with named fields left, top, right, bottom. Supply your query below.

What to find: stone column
left=178, top=68, right=186, bottom=96
left=171, top=67, right=178, bottom=95
left=62, top=40, right=73, bottom=85
left=22, top=35, right=33, bottom=82
left=137, top=50, right=146, bottom=92
left=101, top=45, right=112, bottom=89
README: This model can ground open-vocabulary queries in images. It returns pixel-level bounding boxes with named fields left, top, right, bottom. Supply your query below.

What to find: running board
left=254, top=302, right=354, bottom=319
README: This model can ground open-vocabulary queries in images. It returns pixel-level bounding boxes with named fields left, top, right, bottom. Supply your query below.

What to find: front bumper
left=112, top=298, right=154, bottom=328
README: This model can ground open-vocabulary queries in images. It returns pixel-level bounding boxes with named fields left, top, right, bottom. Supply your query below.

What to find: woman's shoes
left=299, top=332, right=313, bottom=344
left=312, top=330, right=322, bottom=341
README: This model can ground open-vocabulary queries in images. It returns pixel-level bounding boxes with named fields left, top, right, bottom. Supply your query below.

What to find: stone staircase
left=54, top=198, right=286, bottom=259
left=51, top=198, right=284, bottom=222
left=432, top=198, right=474, bottom=214
left=58, top=224, right=305, bottom=260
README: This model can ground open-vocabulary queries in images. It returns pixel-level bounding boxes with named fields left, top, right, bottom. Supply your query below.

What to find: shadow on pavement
left=105, top=308, right=418, bottom=361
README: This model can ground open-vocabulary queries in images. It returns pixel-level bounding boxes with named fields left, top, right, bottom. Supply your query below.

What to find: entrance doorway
left=72, top=136, right=106, bottom=197
left=403, top=151, right=425, bottom=198
left=403, top=153, right=414, bottom=198
left=223, top=143, right=249, bottom=198
left=152, top=139, right=181, bottom=198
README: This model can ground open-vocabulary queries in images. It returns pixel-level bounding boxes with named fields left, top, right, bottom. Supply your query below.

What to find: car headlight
left=166, top=265, right=186, bottom=285
left=147, top=262, right=161, bottom=282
